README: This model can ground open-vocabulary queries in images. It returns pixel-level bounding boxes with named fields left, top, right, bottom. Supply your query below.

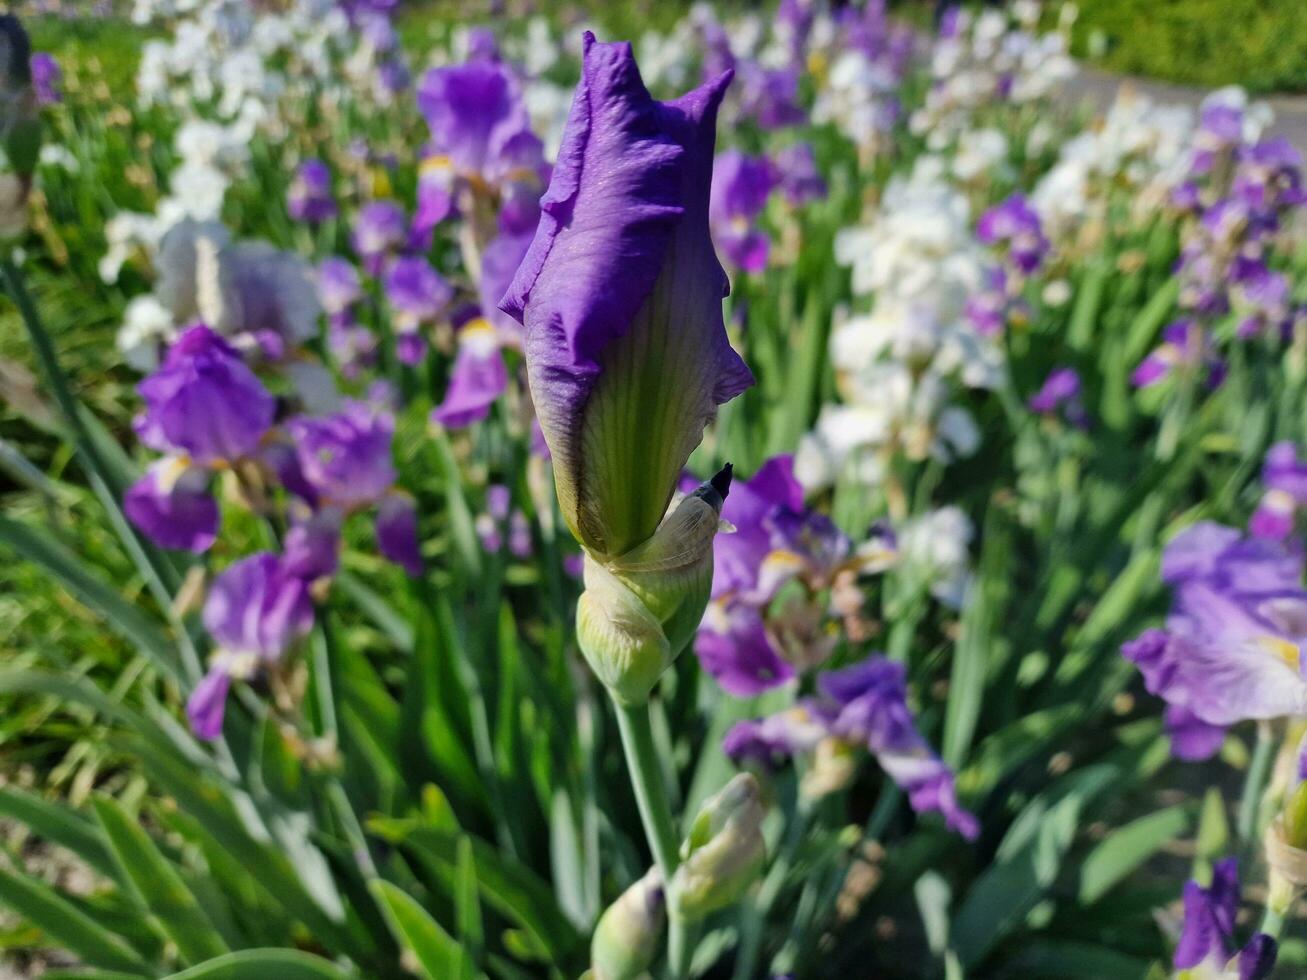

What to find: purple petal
left=695, top=604, right=796, bottom=696
left=186, top=668, right=231, bottom=742
left=376, top=494, right=423, bottom=577
left=431, top=321, right=507, bottom=428
left=124, top=462, right=219, bottom=553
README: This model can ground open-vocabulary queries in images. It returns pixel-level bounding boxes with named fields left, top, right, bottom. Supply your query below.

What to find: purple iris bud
left=500, top=33, right=753, bottom=557
left=820, top=657, right=979, bottom=838
left=134, top=325, right=275, bottom=466
left=352, top=200, right=407, bottom=266
left=1028, top=367, right=1080, bottom=414
left=384, top=256, right=453, bottom=325
left=431, top=319, right=507, bottom=428
left=203, top=552, right=315, bottom=662
left=977, top=194, right=1047, bottom=274
left=286, top=401, right=397, bottom=510
left=282, top=509, right=342, bottom=581
left=709, top=149, right=778, bottom=274
left=376, top=494, right=423, bottom=577
left=696, top=603, right=797, bottom=696
left=317, top=258, right=363, bottom=317
left=287, top=159, right=337, bottom=223
left=774, top=143, right=826, bottom=207
left=1165, top=704, right=1225, bottom=761
left=30, top=52, right=59, bottom=106
left=124, top=460, right=219, bottom=553
left=416, top=59, right=540, bottom=181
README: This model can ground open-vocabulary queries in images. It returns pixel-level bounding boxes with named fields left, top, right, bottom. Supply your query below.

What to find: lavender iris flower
left=317, top=258, right=363, bottom=318
left=1174, top=858, right=1277, bottom=979
left=431, top=319, right=507, bottom=429
left=1028, top=367, right=1088, bottom=427
left=712, top=455, right=806, bottom=600
left=709, top=150, right=778, bottom=274
left=187, top=552, right=315, bottom=740
left=134, top=325, right=275, bottom=466
left=287, top=159, right=336, bottom=223
left=501, top=33, right=753, bottom=559
left=1250, top=442, right=1307, bottom=541
left=283, top=509, right=342, bottom=582
left=1122, top=522, right=1307, bottom=752
left=286, top=400, right=398, bottom=510
left=737, top=64, right=806, bottom=131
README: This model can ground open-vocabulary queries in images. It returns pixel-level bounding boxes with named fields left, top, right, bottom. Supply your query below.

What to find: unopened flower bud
left=577, top=467, right=732, bottom=704
left=591, top=868, right=664, bottom=980
left=672, top=772, right=766, bottom=921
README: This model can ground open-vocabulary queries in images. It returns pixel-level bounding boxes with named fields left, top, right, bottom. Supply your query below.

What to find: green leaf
left=372, top=823, right=582, bottom=966
left=92, top=795, right=230, bottom=966
left=0, top=866, right=149, bottom=974
left=455, top=836, right=484, bottom=966
left=1078, top=805, right=1191, bottom=904
left=369, top=881, right=472, bottom=980
left=0, top=786, right=117, bottom=882
left=0, top=515, right=181, bottom=681
left=162, top=949, right=356, bottom=979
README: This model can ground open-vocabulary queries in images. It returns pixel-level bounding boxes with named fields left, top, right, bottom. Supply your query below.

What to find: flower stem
left=612, top=696, right=692, bottom=978
left=1238, top=723, right=1276, bottom=843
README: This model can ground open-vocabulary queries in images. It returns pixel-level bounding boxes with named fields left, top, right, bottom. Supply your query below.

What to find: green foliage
left=1071, top=0, right=1307, bottom=94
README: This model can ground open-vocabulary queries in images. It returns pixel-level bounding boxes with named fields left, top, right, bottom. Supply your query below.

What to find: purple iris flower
left=431, top=319, right=507, bottom=429
left=286, top=401, right=397, bottom=510
left=30, top=52, right=59, bottom=106
left=737, top=63, right=806, bottom=130
left=1028, top=367, right=1088, bottom=427
left=821, top=658, right=979, bottom=838
left=283, top=509, right=342, bottom=581
left=977, top=194, right=1048, bottom=275
left=187, top=552, right=316, bottom=740
left=775, top=143, right=826, bottom=207
left=712, top=455, right=806, bottom=599
left=287, top=159, right=337, bottom=223
left=726, top=654, right=979, bottom=839
left=1131, top=320, right=1225, bottom=389
left=500, top=33, right=753, bottom=558
left=1174, top=858, right=1277, bottom=979
left=697, top=604, right=797, bottom=696
left=317, top=258, right=363, bottom=317
left=416, top=59, right=540, bottom=181
left=709, top=150, right=778, bottom=274
left=1251, top=442, right=1307, bottom=540
left=124, top=460, right=219, bottom=553
left=134, top=325, right=275, bottom=466
left=384, top=256, right=453, bottom=326
left=376, top=494, right=423, bottom=577
left=352, top=200, right=408, bottom=273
